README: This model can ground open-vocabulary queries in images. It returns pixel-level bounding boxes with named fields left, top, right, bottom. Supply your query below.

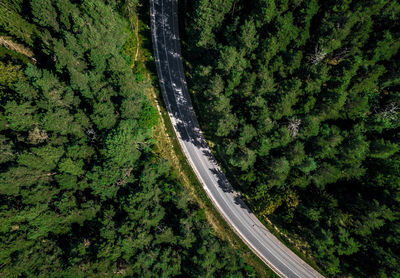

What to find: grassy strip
left=129, top=3, right=278, bottom=278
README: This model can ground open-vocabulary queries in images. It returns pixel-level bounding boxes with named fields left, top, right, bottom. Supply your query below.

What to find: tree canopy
left=183, top=0, right=400, bottom=276
left=0, top=0, right=253, bottom=276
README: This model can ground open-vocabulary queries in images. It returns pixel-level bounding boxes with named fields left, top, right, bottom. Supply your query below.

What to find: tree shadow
left=202, top=149, right=217, bottom=165
left=209, top=168, right=252, bottom=214
left=145, top=0, right=208, bottom=149
left=233, top=194, right=252, bottom=214
left=210, top=168, right=233, bottom=193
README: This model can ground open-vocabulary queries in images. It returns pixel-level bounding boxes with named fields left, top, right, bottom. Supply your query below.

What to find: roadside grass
left=124, top=2, right=278, bottom=278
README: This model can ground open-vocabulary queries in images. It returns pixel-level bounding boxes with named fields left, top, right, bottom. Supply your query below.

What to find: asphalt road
left=150, top=1, right=324, bottom=277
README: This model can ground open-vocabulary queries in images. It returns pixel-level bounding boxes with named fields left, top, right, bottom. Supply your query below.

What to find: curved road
left=150, top=1, right=324, bottom=277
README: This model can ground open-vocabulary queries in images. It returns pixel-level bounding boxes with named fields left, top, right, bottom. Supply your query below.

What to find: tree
left=369, top=139, right=399, bottom=159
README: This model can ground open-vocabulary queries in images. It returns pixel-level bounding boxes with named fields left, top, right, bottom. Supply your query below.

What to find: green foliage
left=0, top=60, right=24, bottom=102
left=184, top=0, right=400, bottom=276
left=138, top=101, right=159, bottom=129
left=369, top=139, right=399, bottom=159
left=123, top=31, right=138, bottom=66
left=0, top=61, right=23, bottom=89
left=0, top=0, right=38, bottom=45
left=297, top=158, right=317, bottom=174
left=58, top=158, right=85, bottom=176
left=188, top=0, right=235, bottom=48
left=105, top=119, right=146, bottom=167
left=0, top=0, right=252, bottom=277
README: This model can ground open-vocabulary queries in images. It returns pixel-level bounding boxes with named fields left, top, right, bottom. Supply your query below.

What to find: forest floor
left=130, top=4, right=277, bottom=278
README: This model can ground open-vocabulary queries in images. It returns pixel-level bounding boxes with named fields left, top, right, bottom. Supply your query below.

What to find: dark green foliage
left=0, top=0, right=38, bottom=45
left=0, top=0, right=253, bottom=277
left=184, top=0, right=400, bottom=276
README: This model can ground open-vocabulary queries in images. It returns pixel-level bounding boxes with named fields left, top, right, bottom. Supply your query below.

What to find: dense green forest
left=182, top=0, right=400, bottom=276
left=0, top=0, right=254, bottom=276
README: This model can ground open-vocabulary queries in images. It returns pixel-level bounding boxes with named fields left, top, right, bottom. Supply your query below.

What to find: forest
left=0, top=0, right=254, bottom=276
left=182, top=0, right=400, bottom=277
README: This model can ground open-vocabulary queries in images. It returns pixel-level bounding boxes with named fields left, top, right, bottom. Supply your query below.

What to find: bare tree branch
left=288, top=118, right=301, bottom=137
left=309, top=45, right=327, bottom=65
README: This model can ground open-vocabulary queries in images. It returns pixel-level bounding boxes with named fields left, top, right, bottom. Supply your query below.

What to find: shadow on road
left=210, top=168, right=233, bottom=193
left=174, top=119, right=207, bottom=148
left=233, top=194, right=252, bottom=214
left=202, top=149, right=217, bottom=165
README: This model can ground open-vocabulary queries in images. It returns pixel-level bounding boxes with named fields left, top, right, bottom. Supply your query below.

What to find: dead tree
left=309, top=45, right=327, bottom=65
left=288, top=118, right=301, bottom=137
left=381, top=102, right=399, bottom=121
